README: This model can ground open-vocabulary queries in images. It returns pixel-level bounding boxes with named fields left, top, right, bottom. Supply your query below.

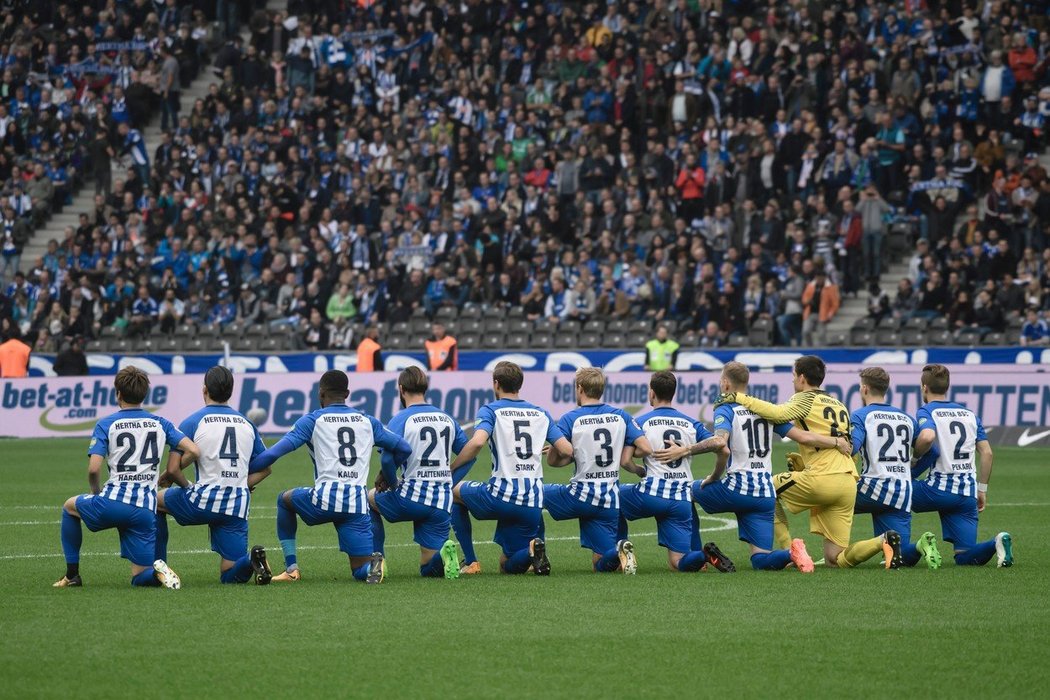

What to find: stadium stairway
left=20, top=2, right=285, bottom=269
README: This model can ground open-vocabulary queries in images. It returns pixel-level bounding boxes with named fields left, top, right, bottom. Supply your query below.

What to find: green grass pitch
left=1, top=438, right=1048, bottom=699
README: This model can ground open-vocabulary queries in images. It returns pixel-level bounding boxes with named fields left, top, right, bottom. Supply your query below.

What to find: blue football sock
left=276, top=495, right=298, bottom=569
left=901, top=542, right=921, bottom=567
left=451, top=465, right=472, bottom=486
left=750, top=550, right=792, bottom=570
left=616, top=514, right=629, bottom=541
left=220, top=554, right=255, bottom=584
left=677, top=550, right=708, bottom=572
left=594, top=548, right=620, bottom=572
left=131, top=568, right=161, bottom=587
left=451, top=503, right=477, bottom=564
left=370, top=509, right=386, bottom=555
left=154, top=513, right=169, bottom=562
left=420, top=551, right=444, bottom=577
left=60, top=510, right=82, bottom=565
left=503, top=547, right=533, bottom=574
left=955, top=540, right=997, bottom=566
left=690, top=504, right=703, bottom=551
left=352, top=563, right=371, bottom=581
left=538, top=517, right=546, bottom=541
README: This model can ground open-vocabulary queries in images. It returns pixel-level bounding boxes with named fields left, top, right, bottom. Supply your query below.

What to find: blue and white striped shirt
left=636, top=406, right=708, bottom=501
left=90, top=408, right=186, bottom=512
left=914, top=401, right=986, bottom=498
left=555, top=403, right=644, bottom=509
left=383, top=403, right=471, bottom=512
left=851, top=403, right=916, bottom=511
left=178, top=405, right=266, bottom=519
left=476, top=398, right=559, bottom=508
left=712, top=403, right=793, bottom=499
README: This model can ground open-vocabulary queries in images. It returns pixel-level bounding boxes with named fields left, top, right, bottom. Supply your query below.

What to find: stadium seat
left=244, top=324, right=269, bottom=338
left=458, top=334, right=480, bottom=350
left=555, top=332, right=580, bottom=349
left=261, top=337, right=282, bottom=352
left=391, top=321, right=411, bottom=336
left=458, top=319, right=484, bottom=334
left=928, top=317, right=949, bottom=331
left=531, top=332, right=553, bottom=347
left=174, top=323, right=196, bottom=337
left=225, top=321, right=246, bottom=337
left=505, top=333, right=529, bottom=349
left=680, top=330, right=699, bottom=346
left=728, top=333, right=748, bottom=347
left=630, top=319, right=654, bottom=334
left=183, top=337, right=206, bottom=352
left=410, top=307, right=428, bottom=320
left=507, top=306, right=525, bottom=318
left=927, top=330, right=952, bottom=346
left=625, top=331, right=649, bottom=348
left=482, top=334, right=506, bottom=349
left=158, top=337, right=181, bottom=353
left=485, top=319, right=508, bottom=335
left=826, top=332, right=847, bottom=346
left=850, top=330, right=874, bottom=346
left=1005, top=328, right=1022, bottom=345
left=508, top=319, right=532, bottom=334
left=99, top=326, right=121, bottom=339
left=411, top=318, right=432, bottom=335
left=601, top=332, right=625, bottom=349
left=876, top=317, right=900, bottom=330
left=583, top=319, right=606, bottom=334
left=135, top=338, right=157, bottom=353
left=459, top=307, right=481, bottom=320
left=149, top=326, right=168, bottom=338
left=981, top=332, right=1005, bottom=346
left=875, top=330, right=901, bottom=346
left=386, top=334, right=409, bottom=350
left=954, top=329, right=981, bottom=346
left=901, top=329, right=926, bottom=346
left=435, top=306, right=457, bottom=321
left=904, top=316, right=929, bottom=330
left=749, top=318, right=773, bottom=346
left=578, top=333, right=600, bottom=349
left=86, top=339, right=104, bottom=352
left=232, top=338, right=255, bottom=353
left=851, top=317, right=876, bottom=332
left=605, top=319, right=628, bottom=334
left=482, top=307, right=504, bottom=319
left=533, top=319, right=557, bottom=333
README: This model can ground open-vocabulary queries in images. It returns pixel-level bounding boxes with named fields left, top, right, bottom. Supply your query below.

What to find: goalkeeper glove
left=786, top=452, right=806, bottom=472
left=714, top=392, right=737, bottom=406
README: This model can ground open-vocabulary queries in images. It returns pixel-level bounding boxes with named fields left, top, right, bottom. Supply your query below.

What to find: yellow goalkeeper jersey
left=736, top=390, right=858, bottom=478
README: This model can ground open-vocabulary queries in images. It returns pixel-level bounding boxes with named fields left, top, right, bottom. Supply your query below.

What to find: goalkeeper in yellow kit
left=716, top=355, right=903, bottom=569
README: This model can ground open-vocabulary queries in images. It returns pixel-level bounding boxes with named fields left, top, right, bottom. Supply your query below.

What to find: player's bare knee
left=63, top=497, right=79, bottom=516
left=367, top=489, right=377, bottom=509
left=452, top=482, right=464, bottom=503
left=280, top=490, right=293, bottom=508
left=667, top=552, right=682, bottom=571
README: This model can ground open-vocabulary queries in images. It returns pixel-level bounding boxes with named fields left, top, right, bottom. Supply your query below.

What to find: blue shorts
left=692, top=480, right=775, bottom=551
left=162, top=487, right=249, bottom=562
left=543, top=484, right=618, bottom=553
left=854, top=489, right=912, bottom=542
left=288, top=487, right=373, bottom=557
left=618, top=484, right=693, bottom=554
left=910, top=480, right=978, bottom=547
left=458, top=481, right=542, bottom=557
left=373, top=490, right=451, bottom=551
left=75, top=494, right=156, bottom=567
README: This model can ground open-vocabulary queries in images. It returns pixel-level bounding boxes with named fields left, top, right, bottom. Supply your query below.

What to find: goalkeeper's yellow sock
left=773, top=500, right=792, bottom=551
left=834, top=536, right=884, bottom=568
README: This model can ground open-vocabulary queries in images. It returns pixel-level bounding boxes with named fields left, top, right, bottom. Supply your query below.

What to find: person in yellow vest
left=644, top=325, right=679, bottom=371
left=425, top=322, right=458, bottom=371
left=356, top=327, right=383, bottom=372
left=0, top=326, right=31, bottom=378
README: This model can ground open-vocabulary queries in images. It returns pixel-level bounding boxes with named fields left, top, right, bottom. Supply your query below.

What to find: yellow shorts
left=773, top=471, right=856, bottom=547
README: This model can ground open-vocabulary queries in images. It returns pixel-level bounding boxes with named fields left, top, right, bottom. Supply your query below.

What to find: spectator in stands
left=801, top=268, right=840, bottom=347
left=544, top=276, right=571, bottom=325
left=644, top=325, right=679, bottom=371
left=356, top=327, right=383, bottom=372
left=302, top=308, right=330, bottom=351
left=1021, top=308, right=1050, bottom=346
left=867, top=283, right=890, bottom=324
left=425, top=322, right=457, bottom=372
left=776, top=266, right=804, bottom=347
left=857, top=186, right=891, bottom=282
left=54, top=336, right=89, bottom=376
left=0, top=326, right=30, bottom=378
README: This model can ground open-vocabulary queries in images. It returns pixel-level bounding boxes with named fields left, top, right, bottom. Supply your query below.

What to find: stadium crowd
left=3, top=0, right=1050, bottom=355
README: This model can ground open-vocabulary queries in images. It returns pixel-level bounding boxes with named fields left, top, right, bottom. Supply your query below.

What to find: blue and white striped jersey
left=554, top=403, right=644, bottom=509
left=915, top=401, right=987, bottom=498
left=178, top=405, right=266, bottom=519
left=275, top=403, right=410, bottom=514
left=712, top=403, right=792, bottom=498
left=636, top=406, right=709, bottom=501
left=475, top=398, right=559, bottom=508
left=383, top=403, right=469, bottom=512
left=850, top=403, right=916, bottom=511
left=89, top=408, right=186, bottom=512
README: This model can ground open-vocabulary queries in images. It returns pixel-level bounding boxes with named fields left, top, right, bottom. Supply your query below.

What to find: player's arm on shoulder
left=247, top=426, right=270, bottom=487
left=736, top=392, right=812, bottom=423
left=699, top=429, right=731, bottom=487
left=249, top=415, right=312, bottom=472
left=913, top=422, right=936, bottom=457
left=786, top=426, right=846, bottom=452
left=451, top=427, right=488, bottom=470
left=546, top=435, right=574, bottom=467
left=620, top=445, right=646, bottom=476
